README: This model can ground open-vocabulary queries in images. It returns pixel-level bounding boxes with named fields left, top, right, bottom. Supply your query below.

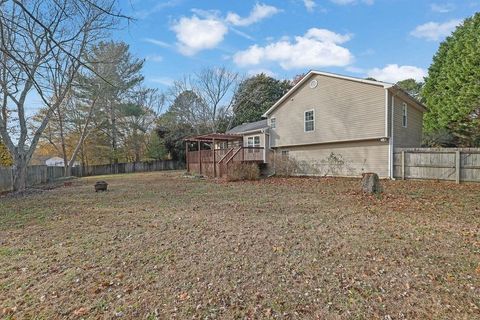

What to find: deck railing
left=186, top=147, right=266, bottom=177
left=187, top=147, right=265, bottom=164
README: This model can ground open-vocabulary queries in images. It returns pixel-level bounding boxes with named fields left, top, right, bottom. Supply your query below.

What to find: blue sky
left=116, top=0, right=479, bottom=89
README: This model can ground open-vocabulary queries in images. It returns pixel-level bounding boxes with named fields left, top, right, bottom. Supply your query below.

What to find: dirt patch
left=0, top=172, right=479, bottom=319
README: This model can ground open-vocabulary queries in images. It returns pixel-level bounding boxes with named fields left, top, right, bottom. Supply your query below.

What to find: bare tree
left=166, top=67, right=239, bottom=133
left=194, top=67, right=239, bottom=132
left=0, top=0, right=121, bottom=191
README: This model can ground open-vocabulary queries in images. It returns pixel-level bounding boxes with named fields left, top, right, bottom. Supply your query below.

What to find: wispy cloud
left=134, top=0, right=182, bottom=19
left=410, top=19, right=462, bottom=41
left=303, top=0, right=317, bottom=12
left=430, top=3, right=455, bottom=13
left=330, top=0, right=374, bottom=5
left=230, top=27, right=255, bottom=41
left=226, top=3, right=281, bottom=27
left=148, top=76, right=174, bottom=87
left=143, top=38, right=172, bottom=48
left=145, top=54, right=164, bottom=63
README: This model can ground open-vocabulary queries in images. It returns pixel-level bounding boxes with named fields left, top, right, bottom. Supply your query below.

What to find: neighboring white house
left=45, top=157, right=79, bottom=167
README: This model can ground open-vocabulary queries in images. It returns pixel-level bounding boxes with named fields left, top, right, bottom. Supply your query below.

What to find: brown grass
left=0, top=172, right=479, bottom=319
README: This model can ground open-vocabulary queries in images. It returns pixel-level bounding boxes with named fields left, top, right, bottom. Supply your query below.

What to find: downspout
left=385, top=89, right=392, bottom=179
left=390, top=93, right=395, bottom=180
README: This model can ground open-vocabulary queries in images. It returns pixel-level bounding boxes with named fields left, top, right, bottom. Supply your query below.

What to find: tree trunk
left=110, top=102, right=118, bottom=173
left=12, top=153, right=28, bottom=192
left=57, top=107, right=69, bottom=177
left=361, top=172, right=382, bottom=194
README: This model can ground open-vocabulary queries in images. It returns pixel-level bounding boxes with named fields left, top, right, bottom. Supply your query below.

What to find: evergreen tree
left=423, top=13, right=480, bottom=146
left=396, top=79, right=424, bottom=101
left=231, top=74, right=292, bottom=127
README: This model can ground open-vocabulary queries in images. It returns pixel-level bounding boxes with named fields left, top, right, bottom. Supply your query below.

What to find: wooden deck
left=186, top=147, right=266, bottom=177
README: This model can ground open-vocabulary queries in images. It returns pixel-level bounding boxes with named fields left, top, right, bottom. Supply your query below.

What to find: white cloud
left=171, top=15, right=228, bottom=56
left=330, top=0, right=374, bottom=5
left=367, top=64, right=427, bottom=83
left=143, top=38, right=171, bottom=48
left=145, top=54, right=164, bottom=63
left=170, top=4, right=280, bottom=56
left=226, top=3, right=281, bottom=27
left=247, top=68, right=277, bottom=77
left=233, top=28, right=354, bottom=70
left=430, top=3, right=455, bottom=13
left=148, top=76, right=174, bottom=87
left=345, top=66, right=365, bottom=73
left=303, top=0, right=316, bottom=12
left=410, top=19, right=462, bottom=41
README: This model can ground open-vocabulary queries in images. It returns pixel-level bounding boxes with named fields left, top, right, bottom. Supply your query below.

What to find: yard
left=0, top=172, right=479, bottom=319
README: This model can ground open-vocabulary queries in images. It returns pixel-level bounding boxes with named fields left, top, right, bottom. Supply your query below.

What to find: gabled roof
left=262, top=70, right=427, bottom=117
left=226, top=119, right=269, bottom=134
left=262, top=70, right=394, bottom=117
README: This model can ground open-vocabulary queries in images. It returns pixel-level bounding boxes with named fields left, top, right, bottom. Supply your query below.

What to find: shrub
left=273, top=154, right=299, bottom=176
left=226, top=163, right=260, bottom=181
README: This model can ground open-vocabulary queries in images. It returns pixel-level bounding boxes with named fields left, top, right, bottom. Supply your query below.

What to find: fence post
left=455, top=150, right=461, bottom=184
left=401, top=151, right=405, bottom=180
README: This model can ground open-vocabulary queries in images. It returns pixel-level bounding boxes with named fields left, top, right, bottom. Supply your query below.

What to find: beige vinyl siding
left=269, top=74, right=386, bottom=147
left=277, top=140, right=389, bottom=178
left=392, top=96, right=423, bottom=147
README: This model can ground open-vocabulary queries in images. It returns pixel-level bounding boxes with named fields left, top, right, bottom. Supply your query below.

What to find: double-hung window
left=247, top=136, right=260, bottom=154
left=304, top=110, right=315, bottom=132
left=247, top=136, right=260, bottom=147
left=270, top=117, right=276, bottom=129
left=402, top=103, right=408, bottom=128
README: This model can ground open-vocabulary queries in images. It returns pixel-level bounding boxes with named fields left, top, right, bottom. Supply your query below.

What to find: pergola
left=184, top=133, right=243, bottom=177
left=184, top=132, right=243, bottom=144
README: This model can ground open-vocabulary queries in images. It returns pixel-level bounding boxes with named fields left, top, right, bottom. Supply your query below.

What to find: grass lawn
left=0, top=171, right=479, bottom=319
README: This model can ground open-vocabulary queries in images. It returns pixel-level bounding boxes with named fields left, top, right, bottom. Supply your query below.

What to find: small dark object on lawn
left=64, top=181, right=72, bottom=187
left=361, top=172, right=382, bottom=194
left=95, top=181, right=108, bottom=192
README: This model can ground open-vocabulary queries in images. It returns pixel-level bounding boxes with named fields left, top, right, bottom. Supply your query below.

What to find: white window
left=402, top=103, right=408, bottom=128
left=304, top=110, right=315, bottom=132
left=270, top=117, right=276, bottom=129
left=281, top=150, right=289, bottom=157
left=247, top=136, right=260, bottom=147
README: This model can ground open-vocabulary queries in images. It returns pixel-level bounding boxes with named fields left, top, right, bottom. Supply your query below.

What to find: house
left=45, top=157, right=79, bottom=167
left=185, top=70, right=426, bottom=178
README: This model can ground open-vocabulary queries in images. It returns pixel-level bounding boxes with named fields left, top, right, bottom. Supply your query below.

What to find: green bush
left=226, top=163, right=260, bottom=181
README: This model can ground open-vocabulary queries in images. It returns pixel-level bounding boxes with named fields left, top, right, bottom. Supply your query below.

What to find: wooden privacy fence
left=0, top=166, right=65, bottom=193
left=393, top=148, right=480, bottom=183
left=0, top=160, right=184, bottom=193
left=71, top=160, right=184, bottom=177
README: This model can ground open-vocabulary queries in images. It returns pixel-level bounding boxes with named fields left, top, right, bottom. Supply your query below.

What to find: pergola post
left=198, top=140, right=202, bottom=175
left=213, top=138, right=216, bottom=178
left=185, top=141, right=189, bottom=173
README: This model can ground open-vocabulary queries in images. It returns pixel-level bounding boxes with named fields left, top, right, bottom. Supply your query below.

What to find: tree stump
left=361, top=173, right=382, bottom=194
left=94, top=181, right=108, bottom=192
